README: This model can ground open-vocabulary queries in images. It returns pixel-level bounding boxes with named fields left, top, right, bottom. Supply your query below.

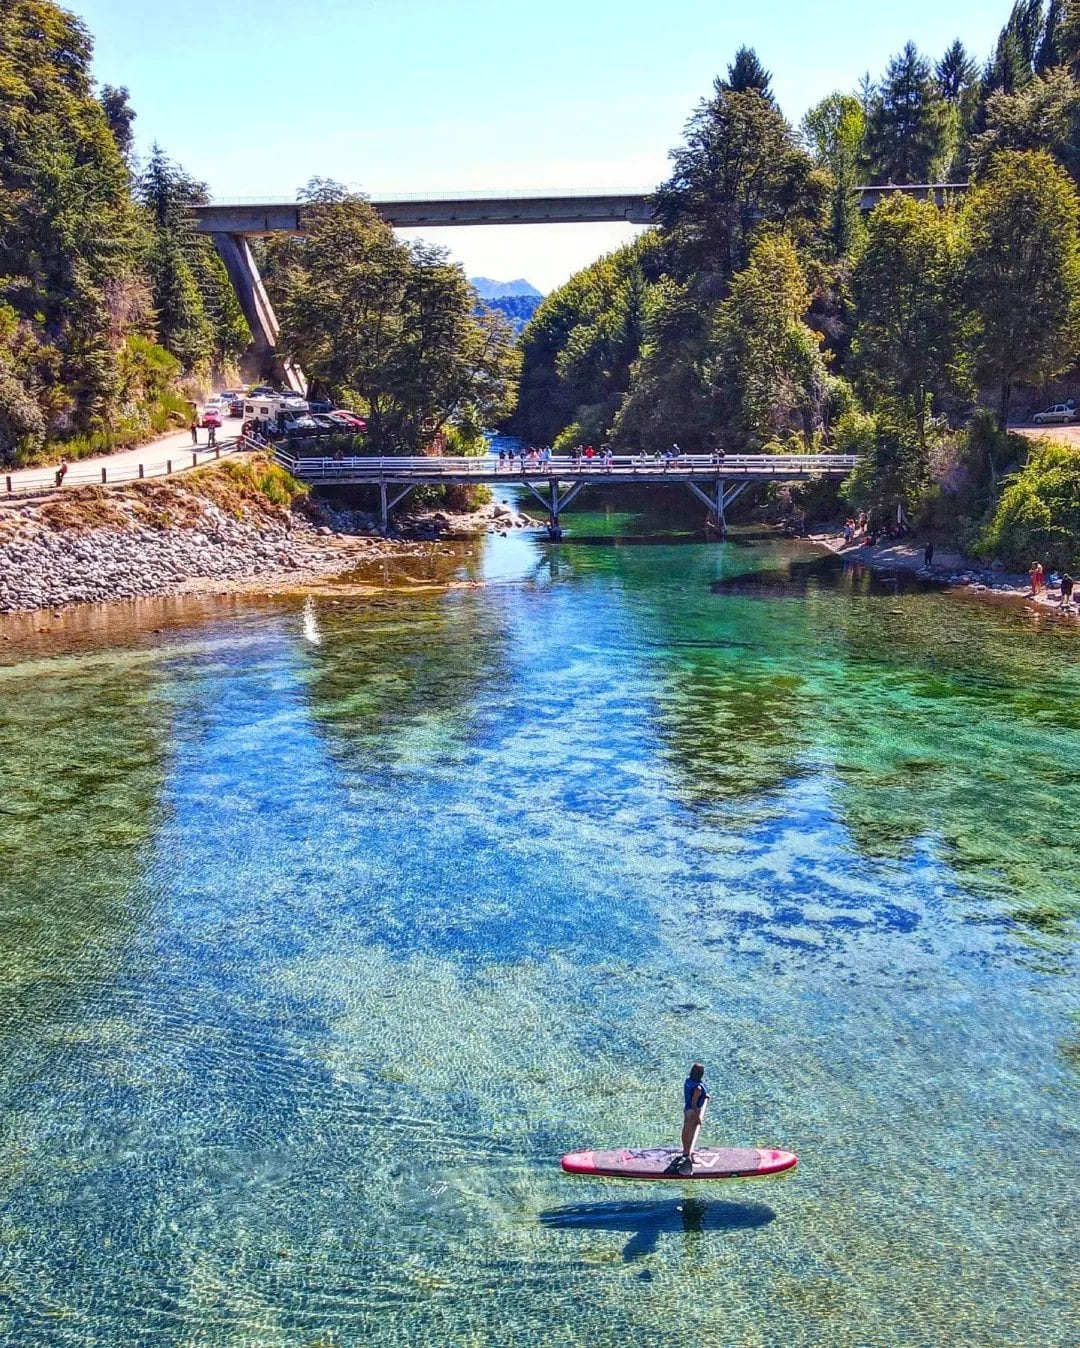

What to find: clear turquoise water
left=0, top=499, right=1078, bottom=1346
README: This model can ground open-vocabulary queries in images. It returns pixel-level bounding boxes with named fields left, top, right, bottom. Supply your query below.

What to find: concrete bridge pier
left=210, top=233, right=306, bottom=394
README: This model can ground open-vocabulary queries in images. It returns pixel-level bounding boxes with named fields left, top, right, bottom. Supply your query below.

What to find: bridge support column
left=518, top=477, right=586, bottom=531
left=378, top=481, right=416, bottom=531
left=685, top=478, right=749, bottom=536
left=210, top=232, right=306, bottom=394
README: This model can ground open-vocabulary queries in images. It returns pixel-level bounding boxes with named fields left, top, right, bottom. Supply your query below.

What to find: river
left=0, top=488, right=1078, bottom=1346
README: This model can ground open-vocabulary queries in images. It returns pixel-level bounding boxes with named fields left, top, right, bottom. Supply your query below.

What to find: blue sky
left=74, top=0, right=1004, bottom=290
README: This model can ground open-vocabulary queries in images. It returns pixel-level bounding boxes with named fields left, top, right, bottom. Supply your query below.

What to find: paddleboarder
left=679, top=1063, right=709, bottom=1173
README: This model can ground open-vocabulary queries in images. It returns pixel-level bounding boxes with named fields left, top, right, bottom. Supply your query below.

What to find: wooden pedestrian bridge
left=271, top=448, right=858, bottom=531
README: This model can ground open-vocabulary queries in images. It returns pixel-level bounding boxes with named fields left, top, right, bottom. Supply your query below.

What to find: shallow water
left=0, top=497, right=1078, bottom=1346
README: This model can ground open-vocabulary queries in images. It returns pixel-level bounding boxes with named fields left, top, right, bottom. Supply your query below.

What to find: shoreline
left=811, top=530, right=1078, bottom=619
left=0, top=464, right=539, bottom=620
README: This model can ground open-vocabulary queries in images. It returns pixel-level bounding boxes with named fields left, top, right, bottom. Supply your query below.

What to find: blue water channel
left=0, top=493, right=1077, bottom=1345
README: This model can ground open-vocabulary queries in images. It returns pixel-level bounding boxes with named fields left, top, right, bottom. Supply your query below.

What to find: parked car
left=248, top=385, right=277, bottom=398
left=283, top=414, right=319, bottom=435
left=1032, top=403, right=1078, bottom=424
left=328, top=410, right=367, bottom=430
left=281, top=395, right=309, bottom=412
left=228, top=397, right=245, bottom=417
left=199, top=406, right=223, bottom=429
left=309, top=414, right=341, bottom=430
left=306, top=398, right=334, bottom=415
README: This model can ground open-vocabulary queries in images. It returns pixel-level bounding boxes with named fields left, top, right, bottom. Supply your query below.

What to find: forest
left=0, top=1, right=516, bottom=468
left=514, top=2, right=1080, bottom=566
left=0, top=2, right=253, bottom=463
left=6, top=0, right=1080, bottom=564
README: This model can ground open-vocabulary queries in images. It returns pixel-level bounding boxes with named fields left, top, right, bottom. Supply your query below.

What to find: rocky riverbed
left=0, top=464, right=536, bottom=615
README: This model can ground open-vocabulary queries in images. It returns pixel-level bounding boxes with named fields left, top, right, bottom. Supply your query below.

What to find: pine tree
left=724, top=47, right=773, bottom=101
left=866, top=42, right=951, bottom=183
left=936, top=41, right=978, bottom=102
left=138, top=146, right=248, bottom=369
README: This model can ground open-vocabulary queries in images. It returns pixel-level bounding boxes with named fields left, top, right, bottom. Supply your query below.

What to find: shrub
left=977, top=440, right=1080, bottom=570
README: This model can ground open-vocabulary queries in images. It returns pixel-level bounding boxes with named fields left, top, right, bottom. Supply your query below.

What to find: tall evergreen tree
left=937, top=41, right=978, bottom=102
left=724, top=47, right=774, bottom=101
left=655, top=82, right=826, bottom=286
left=99, top=85, right=136, bottom=163
left=1037, top=0, right=1064, bottom=69
left=0, top=0, right=147, bottom=433
left=866, top=42, right=951, bottom=183
left=137, top=146, right=248, bottom=370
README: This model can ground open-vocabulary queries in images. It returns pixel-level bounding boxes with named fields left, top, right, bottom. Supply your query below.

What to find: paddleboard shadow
left=539, top=1197, right=775, bottom=1260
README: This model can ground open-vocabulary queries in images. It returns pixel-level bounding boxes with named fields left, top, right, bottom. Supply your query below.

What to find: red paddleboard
left=561, top=1146, right=797, bottom=1181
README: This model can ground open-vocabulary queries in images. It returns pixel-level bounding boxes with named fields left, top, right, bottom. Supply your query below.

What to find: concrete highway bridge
left=271, top=448, right=858, bottom=531
left=197, top=185, right=965, bottom=390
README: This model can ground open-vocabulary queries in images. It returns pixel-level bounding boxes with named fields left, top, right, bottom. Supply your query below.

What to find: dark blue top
left=684, top=1077, right=708, bottom=1112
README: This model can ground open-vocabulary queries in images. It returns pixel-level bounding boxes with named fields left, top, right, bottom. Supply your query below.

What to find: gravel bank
left=0, top=465, right=527, bottom=615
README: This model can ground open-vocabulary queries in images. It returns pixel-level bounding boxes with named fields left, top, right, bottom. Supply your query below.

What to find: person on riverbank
left=1060, top=573, right=1074, bottom=608
left=1030, top=561, right=1044, bottom=596
left=924, top=541, right=934, bottom=567
left=54, top=459, right=69, bottom=488
left=677, top=1063, right=709, bottom=1174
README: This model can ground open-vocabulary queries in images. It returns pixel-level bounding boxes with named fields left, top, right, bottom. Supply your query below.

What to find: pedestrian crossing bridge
left=271, top=449, right=858, bottom=531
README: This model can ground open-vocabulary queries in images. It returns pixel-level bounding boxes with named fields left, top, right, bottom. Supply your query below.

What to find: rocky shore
left=815, top=532, right=1078, bottom=618
left=0, top=462, right=536, bottom=616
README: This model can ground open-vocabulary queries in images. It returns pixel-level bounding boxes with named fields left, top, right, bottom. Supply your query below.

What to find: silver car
left=1032, top=403, right=1078, bottom=424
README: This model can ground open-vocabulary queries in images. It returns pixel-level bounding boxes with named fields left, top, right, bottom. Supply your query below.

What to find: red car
left=199, top=406, right=223, bottom=429
left=329, top=410, right=367, bottom=430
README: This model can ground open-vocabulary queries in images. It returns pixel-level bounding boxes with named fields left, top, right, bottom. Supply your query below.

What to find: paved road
left=3, top=419, right=243, bottom=497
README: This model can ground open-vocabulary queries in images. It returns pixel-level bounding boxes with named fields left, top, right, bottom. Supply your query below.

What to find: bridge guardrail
left=273, top=451, right=858, bottom=478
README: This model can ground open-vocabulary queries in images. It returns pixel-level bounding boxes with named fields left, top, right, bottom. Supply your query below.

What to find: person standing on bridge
left=603, top=446, right=614, bottom=473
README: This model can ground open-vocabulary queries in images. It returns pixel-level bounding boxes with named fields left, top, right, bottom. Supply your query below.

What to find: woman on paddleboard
left=679, top=1063, right=709, bottom=1173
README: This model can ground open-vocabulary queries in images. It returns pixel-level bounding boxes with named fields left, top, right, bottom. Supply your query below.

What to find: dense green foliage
left=980, top=440, right=1080, bottom=567
left=268, top=190, right=519, bottom=454
left=0, top=0, right=248, bottom=466
left=515, top=1, right=1080, bottom=564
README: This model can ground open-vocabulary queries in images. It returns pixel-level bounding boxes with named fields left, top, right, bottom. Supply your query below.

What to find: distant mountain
left=470, top=276, right=543, bottom=300
left=480, top=293, right=543, bottom=333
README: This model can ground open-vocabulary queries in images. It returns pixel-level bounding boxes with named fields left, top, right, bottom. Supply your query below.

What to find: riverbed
left=0, top=495, right=1077, bottom=1346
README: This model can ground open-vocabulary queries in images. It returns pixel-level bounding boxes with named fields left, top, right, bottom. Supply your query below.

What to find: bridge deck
left=193, top=185, right=966, bottom=235
left=272, top=450, right=856, bottom=530
left=275, top=451, right=856, bottom=485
